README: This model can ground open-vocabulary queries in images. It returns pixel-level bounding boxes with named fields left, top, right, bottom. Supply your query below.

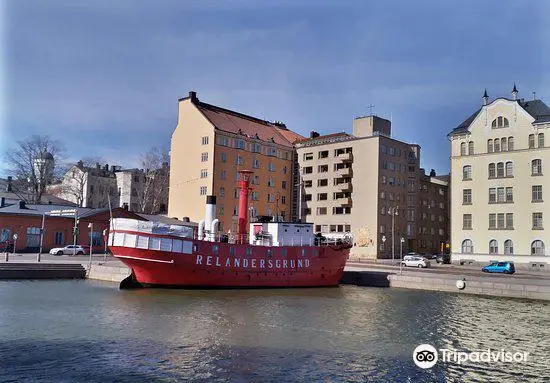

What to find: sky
left=2, top=0, right=549, bottom=177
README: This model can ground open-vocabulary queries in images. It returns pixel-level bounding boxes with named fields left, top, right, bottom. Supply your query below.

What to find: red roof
left=195, top=101, right=304, bottom=148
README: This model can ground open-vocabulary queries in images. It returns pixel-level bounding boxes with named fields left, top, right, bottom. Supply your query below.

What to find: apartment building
left=449, top=86, right=550, bottom=265
left=296, top=115, right=449, bottom=259
left=168, top=91, right=303, bottom=233
left=116, top=166, right=169, bottom=214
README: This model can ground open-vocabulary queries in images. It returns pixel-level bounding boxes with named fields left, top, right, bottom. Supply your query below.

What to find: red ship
left=109, top=170, right=351, bottom=288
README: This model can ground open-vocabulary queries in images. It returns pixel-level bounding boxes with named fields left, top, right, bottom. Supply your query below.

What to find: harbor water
left=0, top=280, right=548, bottom=382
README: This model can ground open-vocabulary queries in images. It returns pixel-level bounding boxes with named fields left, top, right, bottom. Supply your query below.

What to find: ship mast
left=237, top=170, right=253, bottom=244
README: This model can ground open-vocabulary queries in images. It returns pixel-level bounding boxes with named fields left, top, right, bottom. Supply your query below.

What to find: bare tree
left=137, top=147, right=169, bottom=214
left=5, top=135, right=65, bottom=203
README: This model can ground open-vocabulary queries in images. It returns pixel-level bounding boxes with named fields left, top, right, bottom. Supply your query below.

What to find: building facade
left=296, top=116, right=449, bottom=259
left=449, top=87, right=550, bottom=265
left=116, top=166, right=169, bottom=214
left=168, top=91, right=303, bottom=233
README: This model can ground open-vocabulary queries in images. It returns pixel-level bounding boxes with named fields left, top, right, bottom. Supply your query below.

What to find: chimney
left=189, top=91, right=198, bottom=103
left=122, top=203, right=129, bottom=211
left=96, top=163, right=101, bottom=170
left=19, top=201, right=26, bottom=209
left=182, top=217, right=190, bottom=222
left=512, top=83, right=518, bottom=100
left=77, top=160, right=84, bottom=168
left=103, top=164, right=109, bottom=171
left=483, top=89, right=489, bottom=105
left=430, top=169, right=436, bottom=177
left=310, top=131, right=320, bottom=138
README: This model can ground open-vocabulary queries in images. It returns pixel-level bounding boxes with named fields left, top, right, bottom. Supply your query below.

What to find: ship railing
left=192, top=233, right=353, bottom=248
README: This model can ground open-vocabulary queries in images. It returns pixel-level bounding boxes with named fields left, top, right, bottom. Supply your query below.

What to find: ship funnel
left=204, top=195, right=216, bottom=241
left=237, top=170, right=253, bottom=244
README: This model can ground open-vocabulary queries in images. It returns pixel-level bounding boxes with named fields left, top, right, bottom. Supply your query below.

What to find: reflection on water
left=0, top=280, right=548, bottom=382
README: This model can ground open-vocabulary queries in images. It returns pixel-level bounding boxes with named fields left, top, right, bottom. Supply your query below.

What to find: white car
left=401, top=255, right=430, bottom=268
left=49, top=245, right=85, bottom=256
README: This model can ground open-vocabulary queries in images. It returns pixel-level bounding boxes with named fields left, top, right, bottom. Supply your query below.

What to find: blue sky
left=2, top=0, right=549, bottom=177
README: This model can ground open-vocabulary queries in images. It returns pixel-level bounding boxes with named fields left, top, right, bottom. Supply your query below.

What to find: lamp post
left=102, top=229, right=108, bottom=263
left=87, top=222, right=93, bottom=272
left=381, top=235, right=386, bottom=257
left=73, top=217, right=79, bottom=256
left=400, top=237, right=405, bottom=275
left=37, top=213, right=45, bottom=262
left=12, top=234, right=18, bottom=258
left=388, top=206, right=399, bottom=264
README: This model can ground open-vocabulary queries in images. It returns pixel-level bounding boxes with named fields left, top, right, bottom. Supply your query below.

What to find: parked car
left=436, top=253, right=451, bottom=264
left=401, top=255, right=430, bottom=268
left=424, top=254, right=438, bottom=260
left=482, top=261, right=515, bottom=274
left=49, top=245, right=86, bottom=256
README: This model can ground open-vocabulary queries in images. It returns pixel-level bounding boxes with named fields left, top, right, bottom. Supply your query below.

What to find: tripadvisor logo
left=413, top=344, right=530, bottom=369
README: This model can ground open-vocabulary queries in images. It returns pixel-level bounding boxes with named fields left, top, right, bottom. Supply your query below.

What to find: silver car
left=49, top=245, right=85, bottom=256
left=401, top=255, right=430, bottom=268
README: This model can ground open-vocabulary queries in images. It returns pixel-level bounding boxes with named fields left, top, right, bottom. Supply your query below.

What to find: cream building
left=168, top=91, right=303, bottom=233
left=296, top=116, right=449, bottom=260
left=449, top=86, right=550, bottom=266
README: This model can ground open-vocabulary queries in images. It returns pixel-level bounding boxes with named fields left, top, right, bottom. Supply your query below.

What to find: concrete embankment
left=340, top=268, right=550, bottom=301
left=0, top=263, right=86, bottom=280
left=86, top=264, right=131, bottom=282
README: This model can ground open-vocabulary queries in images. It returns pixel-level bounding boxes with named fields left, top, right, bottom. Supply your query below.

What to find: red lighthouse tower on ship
left=110, top=169, right=351, bottom=288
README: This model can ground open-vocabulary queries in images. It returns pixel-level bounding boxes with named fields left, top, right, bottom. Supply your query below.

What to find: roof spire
left=482, top=89, right=489, bottom=105
left=512, top=83, right=518, bottom=100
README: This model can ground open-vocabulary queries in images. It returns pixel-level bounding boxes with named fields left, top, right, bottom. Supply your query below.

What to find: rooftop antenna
left=367, top=104, right=375, bottom=116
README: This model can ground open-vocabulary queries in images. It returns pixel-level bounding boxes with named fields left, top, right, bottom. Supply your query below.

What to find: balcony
left=338, top=152, right=353, bottom=162
left=337, top=182, right=352, bottom=191
left=336, top=196, right=352, bottom=206
left=337, top=167, right=353, bottom=177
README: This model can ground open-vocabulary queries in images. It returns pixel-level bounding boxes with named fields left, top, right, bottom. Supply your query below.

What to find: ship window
left=124, top=234, right=137, bottom=248
left=149, top=237, right=161, bottom=251
left=160, top=238, right=172, bottom=252
left=193, top=244, right=198, bottom=252
left=173, top=240, right=183, bottom=253
left=267, top=248, right=273, bottom=257
left=212, top=245, right=219, bottom=255
left=230, top=247, right=235, bottom=256
left=246, top=248, right=252, bottom=257
left=136, top=236, right=148, bottom=249
left=301, top=248, right=307, bottom=257
left=281, top=248, right=288, bottom=257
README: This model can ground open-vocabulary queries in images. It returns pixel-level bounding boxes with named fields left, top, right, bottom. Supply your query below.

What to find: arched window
left=494, top=139, right=500, bottom=152
left=463, top=165, right=472, bottom=180
left=505, top=162, right=513, bottom=177
left=531, top=240, right=545, bottom=256
left=462, top=239, right=473, bottom=254
left=488, top=163, right=495, bottom=178
left=529, top=134, right=535, bottom=148
left=468, top=141, right=474, bottom=155
left=532, top=159, right=542, bottom=176
left=539, top=133, right=545, bottom=148
left=508, top=136, right=514, bottom=151
left=496, top=162, right=504, bottom=178
left=460, top=142, right=467, bottom=156
left=504, top=239, right=514, bottom=255
left=501, top=137, right=507, bottom=151
left=487, top=139, right=494, bottom=153
left=489, top=240, right=498, bottom=254
left=491, top=116, right=509, bottom=129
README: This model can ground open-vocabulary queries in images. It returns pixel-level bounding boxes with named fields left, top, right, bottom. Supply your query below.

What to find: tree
left=5, top=135, right=65, bottom=203
left=137, top=147, right=169, bottom=214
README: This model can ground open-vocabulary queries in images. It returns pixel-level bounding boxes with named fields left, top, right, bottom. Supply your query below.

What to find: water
left=0, top=281, right=548, bottom=383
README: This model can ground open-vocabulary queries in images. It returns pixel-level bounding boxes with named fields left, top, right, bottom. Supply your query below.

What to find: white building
left=449, top=86, right=549, bottom=267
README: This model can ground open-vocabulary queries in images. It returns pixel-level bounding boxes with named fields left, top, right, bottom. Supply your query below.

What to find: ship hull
left=111, top=240, right=349, bottom=288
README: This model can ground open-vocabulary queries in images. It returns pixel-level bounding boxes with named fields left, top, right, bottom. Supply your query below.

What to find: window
left=233, top=206, right=238, bottom=216
left=487, top=139, right=493, bottom=153
left=497, top=187, right=505, bottom=203
left=505, top=162, right=513, bottom=177
left=281, top=196, right=286, bottom=205
left=201, top=152, right=208, bottom=162
left=303, top=152, right=313, bottom=161
left=253, top=158, right=260, bottom=168
left=460, top=142, right=466, bottom=156
left=496, top=162, right=504, bottom=178
left=318, top=164, right=328, bottom=173
left=533, top=213, right=543, bottom=229
left=332, top=207, right=351, bottom=214
left=281, top=166, right=287, bottom=174
left=201, top=136, right=209, bottom=145
left=491, top=116, right=509, bottom=129
left=504, top=239, right=513, bottom=255
left=501, top=137, right=507, bottom=151
left=221, top=152, right=227, bottom=163
left=463, top=214, right=472, bottom=230
left=235, top=139, right=245, bottom=149
left=489, top=240, right=498, bottom=254
left=489, top=214, right=496, bottom=229
left=131, top=188, right=137, bottom=197
left=268, top=162, right=275, bottom=172
left=317, top=193, right=327, bottom=201
left=463, top=189, right=472, bottom=205
left=468, top=141, right=474, bottom=155
left=318, top=179, right=328, bottom=187
left=200, top=169, right=208, bottom=178
left=304, top=180, right=312, bottom=188
left=267, top=193, right=275, bottom=203
left=267, top=178, right=274, bottom=187
left=219, top=187, right=225, bottom=197
left=463, top=165, right=472, bottom=180
left=494, top=139, right=500, bottom=152
left=461, top=239, right=473, bottom=253
left=529, top=134, right=535, bottom=149
left=489, top=188, right=496, bottom=203
left=91, top=232, right=101, bottom=246
left=235, top=156, right=244, bottom=166
left=303, top=166, right=313, bottom=174
left=506, top=213, right=513, bottom=229
left=304, top=194, right=312, bottom=201
left=508, top=137, right=514, bottom=151
left=488, top=163, right=495, bottom=178
left=539, top=133, right=545, bottom=148
left=506, top=187, right=513, bottom=202
left=218, top=136, right=230, bottom=147
left=281, top=181, right=287, bottom=189
left=319, top=151, right=329, bottom=159
left=497, top=213, right=505, bottom=229
left=54, top=231, right=64, bottom=245
left=316, top=207, right=327, bottom=215
left=251, top=191, right=258, bottom=201
left=531, top=240, right=545, bottom=255
left=200, top=186, right=207, bottom=196
left=532, top=185, right=543, bottom=202
left=267, top=147, right=277, bottom=157
left=532, top=159, right=542, bottom=175
left=252, top=143, right=261, bottom=153
left=220, top=170, right=226, bottom=180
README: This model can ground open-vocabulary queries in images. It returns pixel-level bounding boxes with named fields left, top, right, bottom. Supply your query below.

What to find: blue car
left=482, top=261, right=515, bottom=274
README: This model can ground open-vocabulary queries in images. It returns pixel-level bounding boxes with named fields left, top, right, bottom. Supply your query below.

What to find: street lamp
left=381, top=235, right=386, bottom=257
left=388, top=206, right=399, bottom=264
left=38, top=213, right=45, bottom=262
left=12, top=234, right=18, bottom=258
left=87, top=222, right=93, bottom=272
left=400, top=237, right=405, bottom=275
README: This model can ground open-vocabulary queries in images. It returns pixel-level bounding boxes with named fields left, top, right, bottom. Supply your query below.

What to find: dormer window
left=491, top=116, right=509, bottom=129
